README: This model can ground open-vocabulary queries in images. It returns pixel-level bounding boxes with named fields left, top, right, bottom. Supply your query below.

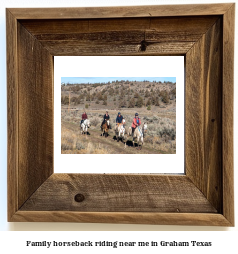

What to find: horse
left=114, top=119, right=126, bottom=142
left=81, top=119, right=90, bottom=135
left=101, top=119, right=110, bottom=137
left=133, top=122, right=147, bottom=149
left=124, top=122, right=147, bottom=149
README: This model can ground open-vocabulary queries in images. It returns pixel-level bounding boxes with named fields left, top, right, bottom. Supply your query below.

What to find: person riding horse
left=131, top=113, right=141, bottom=136
left=81, top=111, right=87, bottom=124
left=115, top=112, right=126, bottom=142
left=101, top=111, right=111, bottom=129
left=116, top=112, right=123, bottom=126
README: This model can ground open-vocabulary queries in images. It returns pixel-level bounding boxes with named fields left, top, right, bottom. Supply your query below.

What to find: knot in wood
left=74, top=193, right=85, bottom=202
left=140, top=40, right=147, bottom=51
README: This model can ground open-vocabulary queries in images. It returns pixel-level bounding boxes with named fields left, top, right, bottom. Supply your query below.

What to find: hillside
left=61, top=80, right=176, bottom=113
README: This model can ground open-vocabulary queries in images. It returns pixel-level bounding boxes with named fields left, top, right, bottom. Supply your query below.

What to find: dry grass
left=61, top=108, right=176, bottom=154
left=61, top=125, right=110, bottom=154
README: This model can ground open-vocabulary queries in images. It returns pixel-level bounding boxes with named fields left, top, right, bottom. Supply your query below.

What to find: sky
left=61, top=77, right=176, bottom=84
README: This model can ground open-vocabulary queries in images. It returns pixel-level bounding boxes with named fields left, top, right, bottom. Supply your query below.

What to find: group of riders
left=81, top=111, right=141, bottom=136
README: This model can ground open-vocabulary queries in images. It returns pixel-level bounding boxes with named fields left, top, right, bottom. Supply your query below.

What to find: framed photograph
left=7, top=3, right=234, bottom=225
left=55, top=56, right=184, bottom=174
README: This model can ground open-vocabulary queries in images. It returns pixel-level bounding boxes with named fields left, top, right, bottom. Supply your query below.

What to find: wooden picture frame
left=7, top=3, right=234, bottom=226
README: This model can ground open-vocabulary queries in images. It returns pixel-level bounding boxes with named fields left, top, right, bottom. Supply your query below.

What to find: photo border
left=7, top=4, right=234, bottom=226
left=55, top=56, right=184, bottom=174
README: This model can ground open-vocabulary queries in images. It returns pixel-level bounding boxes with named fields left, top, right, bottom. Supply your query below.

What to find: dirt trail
left=62, top=121, right=165, bottom=154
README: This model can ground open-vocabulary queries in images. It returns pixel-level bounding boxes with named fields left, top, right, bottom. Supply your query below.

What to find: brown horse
left=101, top=119, right=110, bottom=137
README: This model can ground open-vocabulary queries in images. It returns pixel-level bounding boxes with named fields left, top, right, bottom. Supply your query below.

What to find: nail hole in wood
left=74, top=193, right=85, bottom=202
left=211, top=119, right=215, bottom=122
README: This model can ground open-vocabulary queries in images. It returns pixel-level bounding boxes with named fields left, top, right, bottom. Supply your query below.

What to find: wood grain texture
left=222, top=4, right=235, bottom=226
left=6, top=5, right=234, bottom=225
left=11, top=211, right=232, bottom=226
left=7, top=9, right=18, bottom=221
left=38, top=41, right=193, bottom=56
left=20, top=174, right=217, bottom=213
left=186, top=18, right=223, bottom=212
left=18, top=23, right=54, bottom=208
left=19, top=17, right=218, bottom=56
left=8, top=4, right=233, bottom=19
left=20, top=16, right=218, bottom=34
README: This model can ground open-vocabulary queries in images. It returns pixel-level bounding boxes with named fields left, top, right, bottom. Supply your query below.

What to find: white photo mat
left=54, top=56, right=184, bottom=174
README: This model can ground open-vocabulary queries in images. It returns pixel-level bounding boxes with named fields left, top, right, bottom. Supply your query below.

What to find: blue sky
left=61, top=77, right=176, bottom=84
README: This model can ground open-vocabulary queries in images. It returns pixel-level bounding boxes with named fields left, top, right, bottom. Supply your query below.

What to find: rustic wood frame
left=7, top=4, right=234, bottom=226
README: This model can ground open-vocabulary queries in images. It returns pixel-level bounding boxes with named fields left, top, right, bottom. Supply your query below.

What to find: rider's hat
left=135, top=113, right=139, bottom=116
left=118, top=112, right=121, bottom=115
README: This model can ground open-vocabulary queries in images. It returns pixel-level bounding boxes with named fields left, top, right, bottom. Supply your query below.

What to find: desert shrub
left=143, top=116, right=153, bottom=123
left=135, top=96, right=143, bottom=108
left=128, top=98, right=135, bottom=108
left=157, top=126, right=176, bottom=140
left=61, top=142, right=73, bottom=150
left=61, top=96, right=69, bottom=105
left=66, top=136, right=73, bottom=144
left=91, top=117, right=100, bottom=126
left=146, top=99, right=151, bottom=106
left=160, top=90, right=170, bottom=103
left=109, top=88, right=114, bottom=96
left=97, top=92, right=103, bottom=101
left=69, top=96, right=76, bottom=103
left=145, top=90, right=150, bottom=97
left=147, top=105, right=151, bottom=110
left=170, top=88, right=176, bottom=97
left=86, top=93, right=90, bottom=101
left=168, top=128, right=176, bottom=140
left=153, top=137, right=162, bottom=145
left=149, top=123, right=157, bottom=132
left=76, top=141, right=85, bottom=150
left=119, top=99, right=127, bottom=108
left=63, top=115, right=71, bottom=122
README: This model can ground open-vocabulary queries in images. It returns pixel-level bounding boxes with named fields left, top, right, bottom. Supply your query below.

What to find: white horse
left=81, top=119, right=90, bottom=135
left=124, top=122, right=147, bottom=149
left=133, top=122, right=147, bottom=149
left=114, top=119, right=126, bottom=142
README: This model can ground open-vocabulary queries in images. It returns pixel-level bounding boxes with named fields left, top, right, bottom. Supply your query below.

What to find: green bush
left=136, top=96, right=144, bottom=108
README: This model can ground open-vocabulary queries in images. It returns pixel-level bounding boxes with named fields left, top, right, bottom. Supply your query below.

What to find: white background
left=0, top=0, right=237, bottom=252
left=55, top=56, right=184, bottom=173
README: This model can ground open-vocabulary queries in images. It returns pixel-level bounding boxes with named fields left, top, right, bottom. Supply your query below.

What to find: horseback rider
left=116, top=112, right=123, bottom=126
left=131, top=113, right=141, bottom=136
left=101, top=111, right=111, bottom=129
left=81, top=111, right=87, bottom=124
